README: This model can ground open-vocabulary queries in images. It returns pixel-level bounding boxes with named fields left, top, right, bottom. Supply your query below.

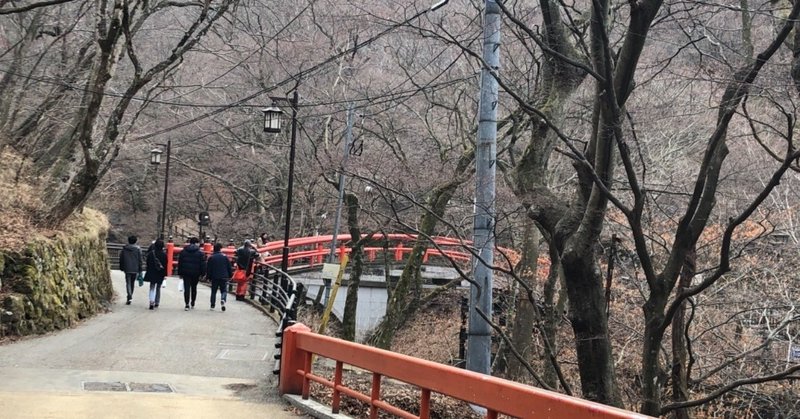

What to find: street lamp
left=263, top=91, right=299, bottom=273
left=150, top=140, right=171, bottom=240
left=198, top=211, right=210, bottom=241
left=261, top=106, right=283, bottom=133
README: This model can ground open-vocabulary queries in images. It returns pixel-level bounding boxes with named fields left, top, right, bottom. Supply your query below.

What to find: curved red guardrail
left=280, top=323, right=652, bottom=419
left=164, top=234, right=510, bottom=276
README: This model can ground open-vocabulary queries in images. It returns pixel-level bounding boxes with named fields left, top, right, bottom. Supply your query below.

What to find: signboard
left=321, top=263, right=340, bottom=280
left=789, top=344, right=800, bottom=363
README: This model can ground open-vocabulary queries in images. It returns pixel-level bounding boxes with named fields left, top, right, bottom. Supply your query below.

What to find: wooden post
left=278, top=323, right=311, bottom=395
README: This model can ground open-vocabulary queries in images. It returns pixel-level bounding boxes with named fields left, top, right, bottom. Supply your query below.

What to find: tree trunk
left=641, top=294, right=667, bottom=415
left=670, top=248, right=696, bottom=419
left=541, top=245, right=566, bottom=389
left=504, top=219, right=540, bottom=380
left=341, top=193, right=362, bottom=342
left=560, top=245, right=621, bottom=406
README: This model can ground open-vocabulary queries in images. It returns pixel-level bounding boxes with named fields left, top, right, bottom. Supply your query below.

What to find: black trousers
left=182, top=275, right=200, bottom=306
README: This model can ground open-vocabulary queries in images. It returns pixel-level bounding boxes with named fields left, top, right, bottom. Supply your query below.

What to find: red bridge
left=162, top=233, right=485, bottom=276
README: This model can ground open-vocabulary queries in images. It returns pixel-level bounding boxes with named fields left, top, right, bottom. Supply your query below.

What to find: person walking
left=206, top=242, right=232, bottom=311
left=118, top=235, right=142, bottom=305
left=144, top=238, right=167, bottom=310
left=178, top=237, right=206, bottom=310
left=233, top=239, right=259, bottom=301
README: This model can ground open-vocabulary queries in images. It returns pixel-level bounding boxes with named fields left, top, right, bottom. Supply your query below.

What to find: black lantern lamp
left=150, top=148, right=163, bottom=165
left=261, top=106, right=284, bottom=133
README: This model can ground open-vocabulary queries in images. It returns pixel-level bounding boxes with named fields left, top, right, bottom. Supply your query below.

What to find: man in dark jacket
left=206, top=242, right=233, bottom=311
left=178, top=237, right=206, bottom=310
left=118, top=235, right=143, bottom=305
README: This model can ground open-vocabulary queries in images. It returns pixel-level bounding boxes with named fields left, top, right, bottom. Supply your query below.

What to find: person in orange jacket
left=233, top=239, right=259, bottom=301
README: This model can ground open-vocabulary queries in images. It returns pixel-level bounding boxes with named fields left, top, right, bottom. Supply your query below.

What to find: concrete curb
left=283, top=394, right=353, bottom=419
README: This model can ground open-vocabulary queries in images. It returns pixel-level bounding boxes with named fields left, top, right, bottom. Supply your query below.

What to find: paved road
left=0, top=270, right=304, bottom=418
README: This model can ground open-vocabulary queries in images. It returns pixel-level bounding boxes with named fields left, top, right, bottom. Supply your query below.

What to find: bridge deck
left=0, top=271, right=303, bottom=419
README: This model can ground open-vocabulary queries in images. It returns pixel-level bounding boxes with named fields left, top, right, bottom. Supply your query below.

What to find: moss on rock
left=0, top=208, right=113, bottom=337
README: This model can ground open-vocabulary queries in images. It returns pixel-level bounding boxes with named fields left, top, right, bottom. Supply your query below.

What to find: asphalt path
left=0, top=270, right=304, bottom=418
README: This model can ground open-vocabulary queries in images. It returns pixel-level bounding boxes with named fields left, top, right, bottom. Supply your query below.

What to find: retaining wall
left=0, top=209, right=113, bottom=336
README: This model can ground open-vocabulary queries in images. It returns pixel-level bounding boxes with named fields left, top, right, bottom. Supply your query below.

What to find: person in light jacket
left=144, top=238, right=167, bottom=310
left=118, top=235, right=142, bottom=305
left=206, top=242, right=233, bottom=311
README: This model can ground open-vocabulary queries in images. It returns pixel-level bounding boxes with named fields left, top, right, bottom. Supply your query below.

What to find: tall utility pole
left=326, top=103, right=355, bottom=305
left=468, top=0, right=500, bottom=376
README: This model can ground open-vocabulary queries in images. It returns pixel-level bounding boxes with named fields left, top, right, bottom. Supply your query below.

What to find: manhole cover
left=83, top=381, right=127, bottom=392
left=129, top=382, right=173, bottom=393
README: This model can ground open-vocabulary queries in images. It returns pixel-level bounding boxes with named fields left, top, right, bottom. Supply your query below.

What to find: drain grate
left=82, top=381, right=173, bottom=393
left=83, top=381, right=127, bottom=392
left=129, top=382, right=174, bottom=393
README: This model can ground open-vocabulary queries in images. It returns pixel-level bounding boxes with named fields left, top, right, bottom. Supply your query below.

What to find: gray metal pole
left=468, top=0, right=500, bottom=376
left=325, top=103, right=355, bottom=305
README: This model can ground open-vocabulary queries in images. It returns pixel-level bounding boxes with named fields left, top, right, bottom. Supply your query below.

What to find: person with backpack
left=206, top=242, right=233, bottom=311
left=144, top=238, right=167, bottom=310
left=178, top=237, right=206, bottom=310
left=233, top=239, right=259, bottom=301
left=118, top=235, right=143, bottom=305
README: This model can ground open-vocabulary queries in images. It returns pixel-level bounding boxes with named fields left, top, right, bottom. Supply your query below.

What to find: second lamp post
left=262, top=90, right=299, bottom=274
left=150, top=140, right=171, bottom=240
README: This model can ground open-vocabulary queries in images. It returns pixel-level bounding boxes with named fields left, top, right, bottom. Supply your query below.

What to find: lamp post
left=150, top=140, right=171, bottom=240
left=262, top=90, right=299, bottom=273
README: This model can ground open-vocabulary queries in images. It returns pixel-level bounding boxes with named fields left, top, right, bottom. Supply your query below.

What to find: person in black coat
left=178, top=237, right=206, bottom=310
left=206, top=242, right=233, bottom=311
left=118, top=235, right=143, bottom=305
left=144, top=238, right=167, bottom=310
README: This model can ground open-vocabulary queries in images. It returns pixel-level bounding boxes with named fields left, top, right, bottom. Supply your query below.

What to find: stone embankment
left=1, top=209, right=113, bottom=336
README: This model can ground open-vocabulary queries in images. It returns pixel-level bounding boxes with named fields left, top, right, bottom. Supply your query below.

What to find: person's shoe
left=184, top=305, right=190, bottom=311
left=149, top=303, right=154, bottom=310
left=191, top=304, right=195, bottom=310
left=154, top=304, right=159, bottom=308
left=126, top=299, right=131, bottom=305
left=221, top=304, right=226, bottom=312
left=210, top=306, right=215, bottom=311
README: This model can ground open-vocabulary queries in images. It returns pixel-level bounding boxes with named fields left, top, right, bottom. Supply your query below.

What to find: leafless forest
left=2, top=0, right=800, bottom=417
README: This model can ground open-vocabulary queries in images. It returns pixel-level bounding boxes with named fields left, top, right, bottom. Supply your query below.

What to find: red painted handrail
left=280, top=323, right=650, bottom=419
left=166, top=234, right=508, bottom=275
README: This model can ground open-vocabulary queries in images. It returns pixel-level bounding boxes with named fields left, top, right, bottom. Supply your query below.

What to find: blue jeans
left=125, top=272, right=137, bottom=300
left=210, top=278, right=228, bottom=307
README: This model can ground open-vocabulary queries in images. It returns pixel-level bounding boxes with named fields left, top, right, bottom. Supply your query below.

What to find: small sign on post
left=788, top=344, right=800, bottom=363
left=321, top=263, right=339, bottom=280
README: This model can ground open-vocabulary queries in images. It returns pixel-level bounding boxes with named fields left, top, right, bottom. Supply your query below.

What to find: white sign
left=321, top=263, right=340, bottom=280
left=789, top=344, right=800, bottom=363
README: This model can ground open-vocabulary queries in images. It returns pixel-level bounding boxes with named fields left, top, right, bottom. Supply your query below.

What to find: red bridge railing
left=164, top=234, right=500, bottom=276
left=280, top=323, right=650, bottom=419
